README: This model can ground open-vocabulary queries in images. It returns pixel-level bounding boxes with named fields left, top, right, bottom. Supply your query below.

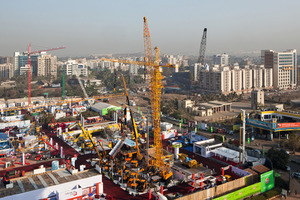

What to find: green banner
left=214, top=182, right=261, bottom=200
left=261, top=170, right=274, bottom=193
left=248, top=138, right=250, bottom=144
left=195, top=127, right=197, bottom=132
left=211, top=126, right=213, bottom=133
left=179, top=123, right=181, bottom=128
left=181, top=118, right=183, bottom=123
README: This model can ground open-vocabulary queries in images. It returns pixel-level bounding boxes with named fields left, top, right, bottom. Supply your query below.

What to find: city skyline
left=1, top=0, right=300, bottom=57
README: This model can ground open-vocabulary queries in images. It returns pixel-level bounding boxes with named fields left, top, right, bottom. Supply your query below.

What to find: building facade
left=262, top=49, right=297, bottom=89
left=64, top=59, right=88, bottom=77
left=199, top=65, right=273, bottom=95
left=0, top=63, right=14, bottom=79
left=213, top=53, right=229, bottom=66
left=37, top=54, right=57, bottom=78
left=251, top=90, right=264, bottom=110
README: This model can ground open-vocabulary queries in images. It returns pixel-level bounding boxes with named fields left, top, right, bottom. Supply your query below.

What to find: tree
left=267, top=147, right=289, bottom=170
left=284, top=133, right=300, bottom=153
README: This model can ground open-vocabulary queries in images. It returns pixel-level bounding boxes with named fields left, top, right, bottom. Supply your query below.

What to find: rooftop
left=0, top=168, right=100, bottom=198
left=91, top=102, right=117, bottom=110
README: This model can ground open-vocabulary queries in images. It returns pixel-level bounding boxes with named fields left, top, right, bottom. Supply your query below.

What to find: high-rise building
left=241, top=67, right=253, bottom=93
left=0, top=56, right=13, bottom=64
left=13, top=52, right=38, bottom=76
left=213, top=53, right=229, bottom=66
left=0, top=63, right=14, bottom=78
left=231, top=68, right=242, bottom=93
left=253, top=67, right=263, bottom=89
left=37, top=54, right=57, bottom=78
left=262, top=49, right=297, bottom=89
left=199, top=65, right=273, bottom=95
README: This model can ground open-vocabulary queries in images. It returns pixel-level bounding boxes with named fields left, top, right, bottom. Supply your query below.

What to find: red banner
left=277, top=122, right=300, bottom=128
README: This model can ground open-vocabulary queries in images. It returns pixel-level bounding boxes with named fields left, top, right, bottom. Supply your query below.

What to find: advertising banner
left=261, top=170, right=274, bottom=193
left=214, top=182, right=261, bottom=200
left=277, top=122, right=300, bottom=128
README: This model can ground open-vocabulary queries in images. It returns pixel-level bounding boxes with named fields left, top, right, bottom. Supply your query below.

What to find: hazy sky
left=1, top=0, right=300, bottom=57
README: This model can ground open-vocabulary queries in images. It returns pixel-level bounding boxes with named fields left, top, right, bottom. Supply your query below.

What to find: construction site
left=0, top=18, right=275, bottom=200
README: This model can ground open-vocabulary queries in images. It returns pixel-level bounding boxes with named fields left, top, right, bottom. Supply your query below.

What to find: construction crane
left=78, top=122, right=104, bottom=162
left=122, top=75, right=142, bottom=161
left=25, top=121, right=35, bottom=137
left=102, top=24, right=175, bottom=179
left=26, top=44, right=66, bottom=106
left=197, top=28, right=207, bottom=65
left=101, top=50, right=174, bottom=165
left=74, top=70, right=89, bottom=99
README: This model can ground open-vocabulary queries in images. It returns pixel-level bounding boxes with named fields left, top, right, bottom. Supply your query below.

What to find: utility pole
left=62, top=65, right=65, bottom=100
left=146, top=117, right=149, bottom=166
left=241, top=109, right=247, bottom=164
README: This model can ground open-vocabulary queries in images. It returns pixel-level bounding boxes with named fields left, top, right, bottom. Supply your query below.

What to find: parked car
left=292, top=172, right=300, bottom=179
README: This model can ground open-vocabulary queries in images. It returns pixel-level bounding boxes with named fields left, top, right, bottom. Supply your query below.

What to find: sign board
left=59, top=188, right=82, bottom=199
left=277, top=122, right=300, bottom=128
left=261, top=170, right=274, bottom=193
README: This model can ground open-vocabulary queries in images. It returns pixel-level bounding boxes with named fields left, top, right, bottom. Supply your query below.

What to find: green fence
left=215, top=170, right=274, bottom=200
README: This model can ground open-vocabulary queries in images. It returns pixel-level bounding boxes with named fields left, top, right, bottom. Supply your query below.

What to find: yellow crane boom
left=122, top=75, right=142, bottom=160
left=78, top=122, right=103, bottom=161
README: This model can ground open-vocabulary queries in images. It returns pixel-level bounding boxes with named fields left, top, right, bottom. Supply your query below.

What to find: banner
left=261, top=170, right=274, bottom=193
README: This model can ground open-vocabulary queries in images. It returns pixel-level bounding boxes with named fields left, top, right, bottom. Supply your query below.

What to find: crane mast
left=26, top=44, right=66, bottom=106
left=143, top=18, right=164, bottom=171
left=197, top=28, right=207, bottom=65
left=101, top=17, right=176, bottom=173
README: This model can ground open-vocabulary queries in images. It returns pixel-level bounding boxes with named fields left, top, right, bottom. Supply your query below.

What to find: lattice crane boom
left=197, top=28, right=207, bottom=65
left=143, top=17, right=153, bottom=65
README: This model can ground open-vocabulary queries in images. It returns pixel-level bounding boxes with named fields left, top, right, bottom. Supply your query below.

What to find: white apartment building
left=241, top=68, right=253, bottom=93
left=262, top=49, right=297, bottom=89
left=37, top=54, right=57, bottom=78
left=199, top=65, right=273, bottom=95
left=64, top=59, right=88, bottom=77
left=220, top=68, right=231, bottom=94
left=263, top=68, right=273, bottom=88
left=253, top=67, right=263, bottom=89
left=231, top=68, right=243, bottom=93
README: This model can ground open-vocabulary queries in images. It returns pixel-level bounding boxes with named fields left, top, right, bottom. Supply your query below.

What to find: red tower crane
left=26, top=44, right=66, bottom=106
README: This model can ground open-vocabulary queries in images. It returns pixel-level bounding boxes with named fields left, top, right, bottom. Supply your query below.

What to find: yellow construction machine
left=127, top=169, right=144, bottom=188
left=178, top=153, right=199, bottom=168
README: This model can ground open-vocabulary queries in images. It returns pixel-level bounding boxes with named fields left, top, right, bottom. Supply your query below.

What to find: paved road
left=273, top=162, right=300, bottom=199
